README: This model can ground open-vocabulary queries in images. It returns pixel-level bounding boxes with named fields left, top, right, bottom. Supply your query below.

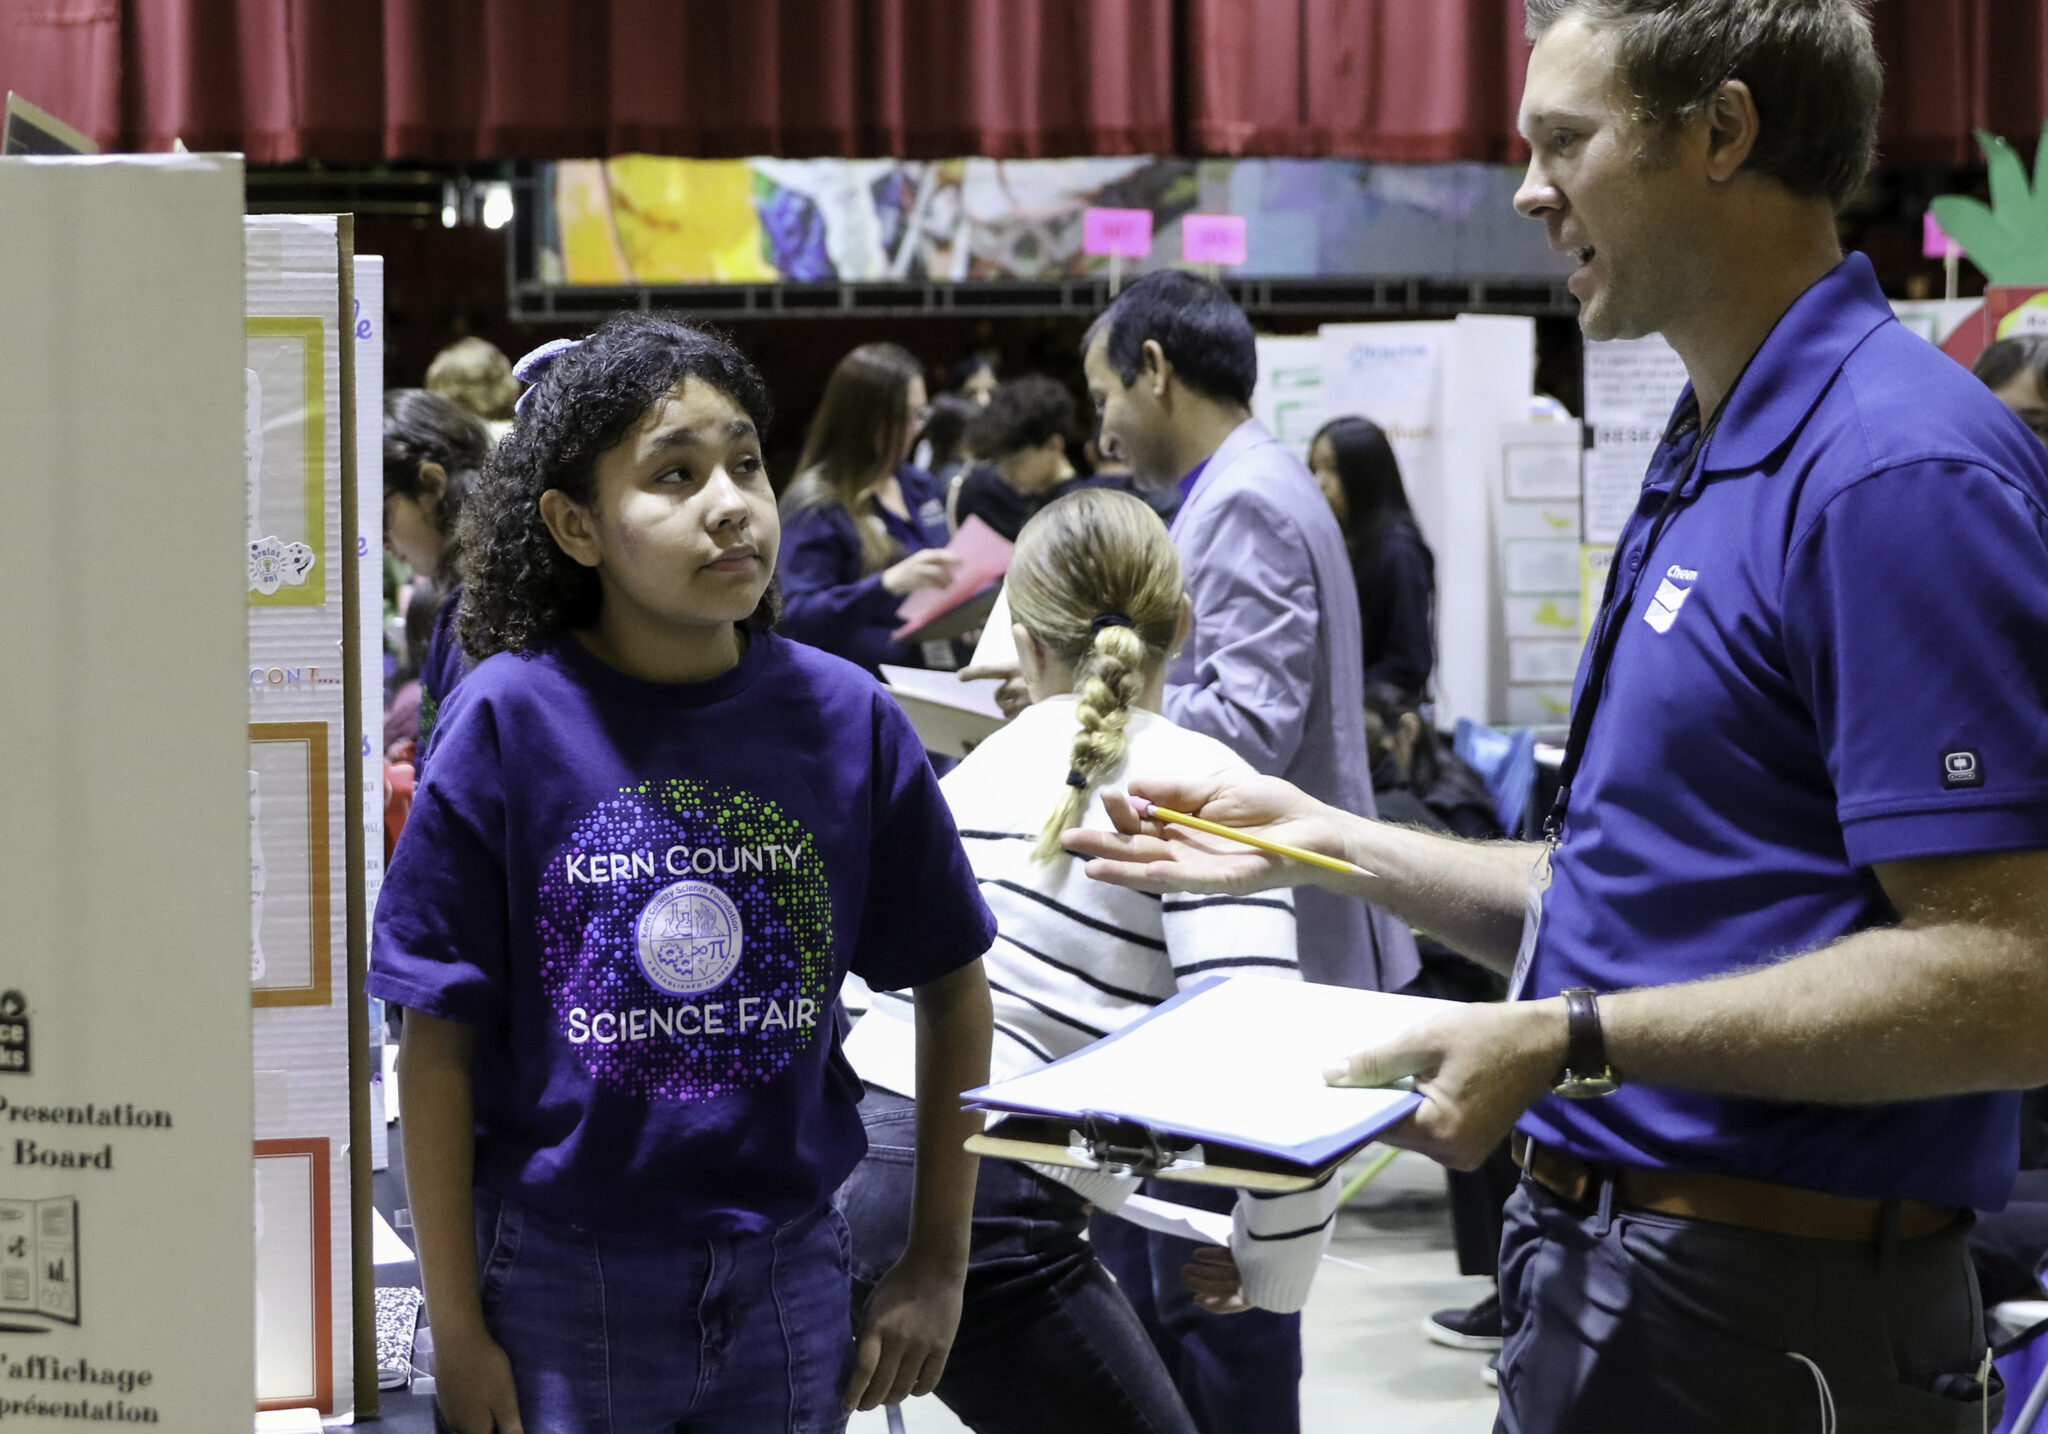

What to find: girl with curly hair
left=371, top=312, right=995, bottom=1434
left=838, top=488, right=1340, bottom=1434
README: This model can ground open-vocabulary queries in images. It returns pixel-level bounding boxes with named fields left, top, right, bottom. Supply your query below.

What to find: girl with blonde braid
left=839, top=488, right=1341, bottom=1434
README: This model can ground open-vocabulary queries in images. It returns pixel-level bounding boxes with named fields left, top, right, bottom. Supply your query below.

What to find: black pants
left=1972, top=1168, right=2048, bottom=1308
left=837, top=1088, right=1197, bottom=1434
left=1496, top=1176, right=2001, bottom=1433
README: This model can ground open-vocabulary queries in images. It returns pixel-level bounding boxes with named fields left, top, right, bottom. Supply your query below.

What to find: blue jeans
left=461, top=1188, right=854, bottom=1434
left=1496, top=1175, right=2001, bottom=1434
left=1089, top=1182, right=1302, bottom=1434
left=835, top=1086, right=1197, bottom=1434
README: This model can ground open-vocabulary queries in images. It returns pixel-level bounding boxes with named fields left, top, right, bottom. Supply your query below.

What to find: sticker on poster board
left=248, top=536, right=316, bottom=594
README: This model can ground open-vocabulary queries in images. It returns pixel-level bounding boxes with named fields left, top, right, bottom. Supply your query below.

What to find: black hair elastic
left=1066, top=768, right=1089, bottom=789
left=1089, top=611, right=1135, bottom=636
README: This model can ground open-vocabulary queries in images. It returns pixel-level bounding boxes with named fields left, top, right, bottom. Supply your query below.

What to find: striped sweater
left=844, top=696, right=1340, bottom=1312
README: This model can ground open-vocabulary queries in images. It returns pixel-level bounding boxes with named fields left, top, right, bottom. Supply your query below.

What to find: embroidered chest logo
left=1644, top=564, right=1698, bottom=634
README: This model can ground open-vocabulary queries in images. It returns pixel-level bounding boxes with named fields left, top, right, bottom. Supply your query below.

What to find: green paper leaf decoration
left=1930, top=124, right=2048, bottom=285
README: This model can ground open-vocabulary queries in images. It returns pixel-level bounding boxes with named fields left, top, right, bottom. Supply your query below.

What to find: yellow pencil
left=1128, top=797, right=1373, bottom=879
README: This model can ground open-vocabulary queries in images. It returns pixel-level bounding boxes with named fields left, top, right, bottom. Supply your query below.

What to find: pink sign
left=1924, top=210, right=1962, bottom=260
left=1082, top=207, right=1154, bottom=259
left=1182, top=214, right=1248, bottom=266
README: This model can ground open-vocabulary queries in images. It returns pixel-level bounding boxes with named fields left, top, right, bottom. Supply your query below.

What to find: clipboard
left=880, top=664, right=1007, bottom=754
left=966, top=1112, right=1363, bottom=1193
left=964, top=976, right=1436, bottom=1192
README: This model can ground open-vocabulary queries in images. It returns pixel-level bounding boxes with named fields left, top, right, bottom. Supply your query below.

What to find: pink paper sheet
left=891, top=515, right=1015, bottom=640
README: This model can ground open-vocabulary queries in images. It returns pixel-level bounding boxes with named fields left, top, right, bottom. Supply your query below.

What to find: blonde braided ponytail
left=1004, top=489, right=1183, bottom=864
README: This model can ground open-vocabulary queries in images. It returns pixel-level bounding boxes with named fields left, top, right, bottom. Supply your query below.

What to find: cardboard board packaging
left=0, top=150, right=253, bottom=1431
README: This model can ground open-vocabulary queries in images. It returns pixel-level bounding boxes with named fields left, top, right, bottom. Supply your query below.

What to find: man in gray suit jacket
left=1082, top=271, right=1419, bottom=996
left=1071, top=271, right=1421, bottom=1434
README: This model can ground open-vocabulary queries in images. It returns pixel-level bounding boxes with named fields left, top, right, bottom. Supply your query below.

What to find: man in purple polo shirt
left=1068, top=2, right=2048, bottom=1429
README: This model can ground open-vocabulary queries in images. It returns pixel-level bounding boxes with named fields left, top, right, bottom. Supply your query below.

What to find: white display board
left=1495, top=421, right=1586, bottom=724
left=1319, top=317, right=1534, bottom=724
left=1582, top=333, right=1688, bottom=546
left=354, top=257, right=389, bottom=1172
left=0, top=151, right=253, bottom=1430
left=1251, top=334, right=1326, bottom=461
left=247, top=215, right=356, bottom=1418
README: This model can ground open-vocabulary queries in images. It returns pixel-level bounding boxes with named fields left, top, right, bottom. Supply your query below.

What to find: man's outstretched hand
left=1323, top=999, right=1568, bottom=1170
left=1059, top=773, right=1340, bottom=896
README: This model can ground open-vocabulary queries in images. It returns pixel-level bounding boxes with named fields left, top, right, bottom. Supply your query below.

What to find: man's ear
left=1702, top=78, right=1761, bottom=183
left=538, top=488, right=602, bottom=569
left=1140, top=339, right=1173, bottom=399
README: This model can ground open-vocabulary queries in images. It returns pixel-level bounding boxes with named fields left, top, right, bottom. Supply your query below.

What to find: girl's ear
left=1013, top=623, right=1046, bottom=687
left=1173, top=592, right=1195, bottom=654
left=538, top=488, right=602, bottom=570
left=416, top=461, right=449, bottom=505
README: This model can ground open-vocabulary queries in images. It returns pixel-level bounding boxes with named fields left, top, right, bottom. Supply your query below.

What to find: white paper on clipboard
left=1115, top=1193, right=1233, bottom=1246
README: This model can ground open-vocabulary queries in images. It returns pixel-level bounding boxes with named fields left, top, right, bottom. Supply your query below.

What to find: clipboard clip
left=1068, top=1113, right=1203, bottom=1178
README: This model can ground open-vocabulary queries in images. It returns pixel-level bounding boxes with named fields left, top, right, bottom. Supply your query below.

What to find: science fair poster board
left=1251, top=335, right=1325, bottom=462
left=355, top=258, right=391, bottom=1176
left=1495, top=422, right=1586, bottom=725
left=245, top=215, right=365, bottom=1418
left=1582, top=333, right=1688, bottom=546
left=1319, top=318, right=1534, bottom=726
left=0, top=152, right=252, bottom=1430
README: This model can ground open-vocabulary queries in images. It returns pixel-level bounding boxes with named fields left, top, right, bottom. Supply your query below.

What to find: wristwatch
left=1554, top=986, right=1618, bottom=1099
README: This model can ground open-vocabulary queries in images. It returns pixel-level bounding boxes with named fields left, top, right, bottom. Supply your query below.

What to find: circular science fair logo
left=635, top=880, right=745, bottom=996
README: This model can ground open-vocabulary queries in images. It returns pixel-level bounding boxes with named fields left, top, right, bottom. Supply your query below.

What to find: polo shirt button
left=1628, top=551, right=1644, bottom=570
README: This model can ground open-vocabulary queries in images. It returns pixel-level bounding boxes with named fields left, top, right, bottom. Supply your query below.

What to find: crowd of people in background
left=371, top=268, right=2048, bottom=1433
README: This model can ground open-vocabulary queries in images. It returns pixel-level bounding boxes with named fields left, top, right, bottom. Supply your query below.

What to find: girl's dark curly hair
left=457, top=312, right=777, bottom=660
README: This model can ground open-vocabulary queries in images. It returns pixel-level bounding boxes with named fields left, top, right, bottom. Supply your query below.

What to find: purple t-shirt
left=369, top=630, right=995, bottom=1235
left=412, top=583, right=467, bottom=781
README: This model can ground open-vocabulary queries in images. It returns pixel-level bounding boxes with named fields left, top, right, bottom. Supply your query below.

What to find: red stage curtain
left=1873, top=0, right=2048, bottom=168
left=0, top=0, right=2041, bottom=166
left=1187, top=0, right=1532, bottom=163
left=2, top=0, right=1172, bottom=161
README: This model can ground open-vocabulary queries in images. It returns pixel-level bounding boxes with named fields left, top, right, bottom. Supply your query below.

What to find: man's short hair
left=1524, top=0, right=1881, bottom=212
left=966, top=375, right=1077, bottom=460
left=1084, top=270, right=1258, bottom=409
